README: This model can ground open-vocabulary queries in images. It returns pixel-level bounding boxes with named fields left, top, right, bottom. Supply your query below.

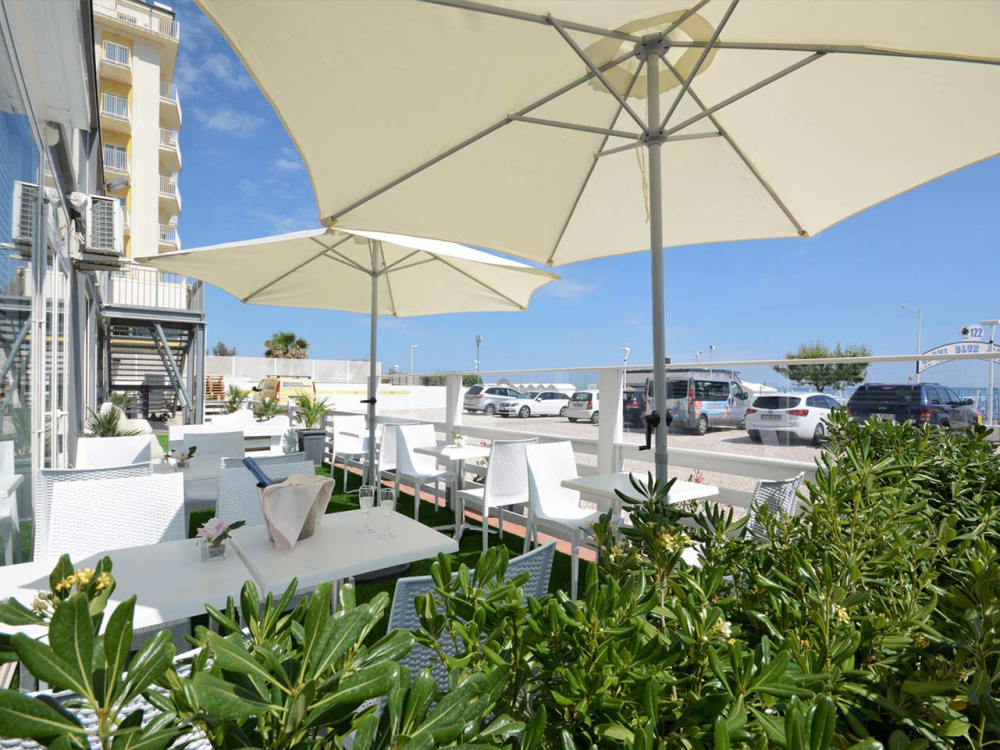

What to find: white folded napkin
left=261, top=473, right=335, bottom=552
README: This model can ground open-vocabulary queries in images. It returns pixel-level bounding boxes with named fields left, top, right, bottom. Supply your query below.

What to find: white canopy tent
left=140, top=227, right=557, bottom=479
left=196, top=0, right=1000, bottom=479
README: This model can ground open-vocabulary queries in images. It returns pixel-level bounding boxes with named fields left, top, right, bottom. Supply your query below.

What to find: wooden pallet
left=205, top=374, right=226, bottom=401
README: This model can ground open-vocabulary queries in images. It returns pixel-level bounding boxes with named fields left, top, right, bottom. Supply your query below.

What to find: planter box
left=298, top=428, right=326, bottom=466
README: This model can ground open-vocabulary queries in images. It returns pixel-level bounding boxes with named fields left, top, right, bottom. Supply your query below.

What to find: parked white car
left=566, top=390, right=599, bottom=424
left=745, top=392, right=841, bottom=445
left=463, top=384, right=522, bottom=415
left=498, top=390, right=571, bottom=418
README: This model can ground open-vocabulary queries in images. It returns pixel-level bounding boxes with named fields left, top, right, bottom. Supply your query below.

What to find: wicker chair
left=180, top=431, right=245, bottom=530
left=75, top=435, right=151, bottom=469
left=456, top=438, right=536, bottom=555
left=216, top=460, right=318, bottom=527
left=395, top=425, right=457, bottom=523
left=745, top=472, right=805, bottom=538
left=524, top=441, right=602, bottom=599
left=386, top=541, right=556, bottom=694
left=48, top=473, right=186, bottom=560
left=376, top=423, right=417, bottom=501
left=332, top=415, right=369, bottom=492
left=34, top=463, right=153, bottom=562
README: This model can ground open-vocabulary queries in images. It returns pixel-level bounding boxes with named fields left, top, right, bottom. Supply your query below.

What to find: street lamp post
left=709, top=344, right=715, bottom=375
left=981, top=319, right=1000, bottom=425
left=620, top=346, right=630, bottom=367
left=409, top=344, right=418, bottom=378
left=901, top=303, right=922, bottom=384
left=475, top=334, right=482, bottom=380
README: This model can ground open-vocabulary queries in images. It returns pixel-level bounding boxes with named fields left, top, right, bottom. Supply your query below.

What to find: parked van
left=645, top=372, right=749, bottom=435
left=253, top=376, right=316, bottom=403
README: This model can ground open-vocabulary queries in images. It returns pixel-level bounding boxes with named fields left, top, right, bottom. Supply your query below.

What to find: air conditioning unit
left=84, top=195, right=124, bottom=256
left=11, top=181, right=38, bottom=246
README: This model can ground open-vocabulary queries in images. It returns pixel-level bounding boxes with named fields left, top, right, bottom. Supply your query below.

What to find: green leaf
left=49, top=555, right=74, bottom=593
left=402, top=669, right=438, bottom=734
left=306, top=661, right=400, bottom=725
left=207, top=633, right=283, bottom=689
left=192, top=673, right=272, bottom=720
left=409, top=672, right=486, bottom=742
left=521, top=706, right=546, bottom=750
left=11, top=635, right=90, bottom=695
left=0, top=689, right=86, bottom=739
left=597, top=723, right=634, bottom=743
left=0, top=597, right=44, bottom=626
left=310, top=607, right=372, bottom=677
left=901, top=678, right=959, bottom=697
left=102, top=596, right=135, bottom=707
left=48, top=593, right=94, bottom=698
left=481, top=714, right=525, bottom=739
left=121, top=629, right=174, bottom=704
left=810, top=697, right=836, bottom=750
left=714, top=716, right=731, bottom=750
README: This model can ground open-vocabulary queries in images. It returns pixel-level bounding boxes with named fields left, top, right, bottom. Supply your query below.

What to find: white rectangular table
left=0, top=538, right=254, bottom=638
left=229, top=510, right=458, bottom=597
left=561, top=473, right=719, bottom=514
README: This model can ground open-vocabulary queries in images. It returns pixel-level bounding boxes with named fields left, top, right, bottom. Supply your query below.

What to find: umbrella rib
left=659, top=0, right=740, bottom=132
left=380, top=249, right=422, bottom=274
left=510, top=115, right=639, bottom=140
left=323, top=247, right=371, bottom=275
left=547, top=15, right=647, bottom=132
left=383, top=257, right=438, bottom=275
left=665, top=52, right=825, bottom=137
left=596, top=132, right=721, bottom=159
left=324, top=48, right=637, bottom=225
left=241, top=235, right=351, bottom=302
left=377, top=241, right=399, bottom=317
left=545, top=59, right=645, bottom=266
left=661, top=56, right=806, bottom=236
left=662, top=0, right=713, bottom=38
left=433, top=256, right=527, bottom=311
left=415, top=0, right=641, bottom=43
left=666, top=40, right=1000, bottom=67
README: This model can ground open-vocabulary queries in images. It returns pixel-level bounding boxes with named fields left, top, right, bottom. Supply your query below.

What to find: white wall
left=129, top=37, right=161, bottom=258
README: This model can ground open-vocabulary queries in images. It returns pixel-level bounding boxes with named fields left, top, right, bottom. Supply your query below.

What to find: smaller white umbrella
left=140, top=226, right=558, bottom=480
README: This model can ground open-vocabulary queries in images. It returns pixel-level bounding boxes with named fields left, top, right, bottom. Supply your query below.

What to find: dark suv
left=846, top=384, right=979, bottom=429
left=623, top=390, right=645, bottom=426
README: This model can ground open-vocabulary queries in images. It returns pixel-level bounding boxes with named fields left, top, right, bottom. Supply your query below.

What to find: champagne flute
left=358, top=485, right=375, bottom=535
left=378, top=487, right=396, bottom=538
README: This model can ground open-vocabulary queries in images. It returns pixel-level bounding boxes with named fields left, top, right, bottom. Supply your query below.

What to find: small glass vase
left=201, top=540, right=227, bottom=562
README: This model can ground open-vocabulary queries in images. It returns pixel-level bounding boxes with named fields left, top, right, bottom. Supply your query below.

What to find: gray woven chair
left=386, top=541, right=556, bottom=694
left=34, top=463, right=152, bottom=561
left=221, top=451, right=306, bottom=468
left=745, top=472, right=805, bottom=538
left=456, top=438, right=536, bottom=554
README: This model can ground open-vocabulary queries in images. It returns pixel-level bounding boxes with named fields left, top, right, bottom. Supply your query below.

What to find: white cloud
left=193, top=107, right=265, bottom=137
left=258, top=212, right=314, bottom=234
left=543, top=279, right=598, bottom=299
left=271, top=157, right=302, bottom=173
left=202, top=53, right=254, bottom=92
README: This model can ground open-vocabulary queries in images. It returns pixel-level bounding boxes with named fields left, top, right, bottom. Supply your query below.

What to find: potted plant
left=224, top=384, right=250, bottom=414
left=253, top=395, right=281, bottom=421
left=195, top=517, right=245, bottom=562
left=295, top=393, right=329, bottom=466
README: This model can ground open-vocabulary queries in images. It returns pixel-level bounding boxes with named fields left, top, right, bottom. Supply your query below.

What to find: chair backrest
left=483, top=438, right=537, bottom=506
left=524, top=442, right=581, bottom=520
left=0, top=440, right=13, bottom=475
left=75, top=435, right=152, bottom=470
left=377, top=423, right=417, bottom=475
left=333, top=415, right=367, bottom=455
left=395, top=424, right=440, bottom=477
left=35, top=463, right=153, bottom=561
left=182, top=431, right=245, bottom=482
left=388, top=542, right=556, bottom=693
left=168, top=423, right=247, bottom=452
left=221, top=452, right=306, bottom=469
left=47, top=473, right=185, bottom=560
left=208, top=409, right=256, bottom=425
left=746, top=472, right=805, bottom=538
left=216, top=460, right=317, bottom=527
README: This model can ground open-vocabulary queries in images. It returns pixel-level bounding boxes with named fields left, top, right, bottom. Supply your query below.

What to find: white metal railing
left=122, top=207, right=130, bottom=229
left=106, top=261, right=192, bottom=310
left=160, top=80, right=177, bottom=101
left=94, top=0, right=179, bottom=40
left=103, top=144, right=128, bottom=172
left=158, top=223, right=179, bottom=246
left=159, top=128, right=178, bottom=148
left=101, top=93, right=129, bottom=120
left=102, top=41, right=130, bottom=67
left=158, top=175, right=177, bottom=195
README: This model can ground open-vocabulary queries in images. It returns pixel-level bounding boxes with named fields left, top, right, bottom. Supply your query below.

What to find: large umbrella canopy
left=196, top=0, right=1000, bottom=479
left=141, top=227, right=557, bottom=479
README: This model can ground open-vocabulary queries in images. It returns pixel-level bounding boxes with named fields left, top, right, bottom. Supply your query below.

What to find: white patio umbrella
left=196, top=0, right=1000, bottom=480
left=140, top=227, right=557, bottom=479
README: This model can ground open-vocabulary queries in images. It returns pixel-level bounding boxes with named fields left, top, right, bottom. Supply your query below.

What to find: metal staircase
left=106, top=320, right=194, bottom=420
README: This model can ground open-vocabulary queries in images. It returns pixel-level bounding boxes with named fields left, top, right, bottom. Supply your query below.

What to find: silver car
left=463, top=384, right=521, bottom=415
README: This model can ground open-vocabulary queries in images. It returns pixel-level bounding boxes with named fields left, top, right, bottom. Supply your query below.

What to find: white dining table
left=561, top=473, right=719, bottom=515
left=0, top=537, right=254, bottom=639
left=229, top=509, right=458, bottom=599
left=414, top=442, right=491, bottom=537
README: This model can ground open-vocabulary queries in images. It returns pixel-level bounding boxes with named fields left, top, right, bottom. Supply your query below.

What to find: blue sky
left=170, top=0, right=1000, bottom=388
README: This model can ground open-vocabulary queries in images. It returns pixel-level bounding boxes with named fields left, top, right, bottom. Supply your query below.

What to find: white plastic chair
left=396, top=424, right=456, bottom=524
left=75, top=435, right=152, bottom=469
left=524, top=441, right=603, bottom=599
left=180, top=431, right=245, bottom=530
left=216, top=460, right=317, bottom=527
left=377, top=423, right=417, bottom=501
left=745, top=472, right=805, bottom=538
left=47, top=473, right=185, bottom=560
left=34, top=463, right=153, bottom=562
left=457, top=438, right=536, bottom=555
left=332, top=415, right=368, bottom=492
left=0, top=441, right=21, bottom=565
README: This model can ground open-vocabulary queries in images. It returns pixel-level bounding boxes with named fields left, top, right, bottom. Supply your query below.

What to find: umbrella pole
left=645, top=47, right=669, bottom=483
left=365, top=249, right=380, bottom=486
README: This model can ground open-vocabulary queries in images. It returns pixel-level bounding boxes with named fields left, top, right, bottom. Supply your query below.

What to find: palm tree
left=264, top=331, right=309, bottom=359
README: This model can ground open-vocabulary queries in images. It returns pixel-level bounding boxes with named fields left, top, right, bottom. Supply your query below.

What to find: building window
left=104, top=143, right=128, bottom=172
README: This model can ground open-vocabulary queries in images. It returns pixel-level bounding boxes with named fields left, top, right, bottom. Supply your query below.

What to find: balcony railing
left=158, top=224, right=179, bottom=246
left=101, top=93, right=129, bottom=120
left=160, top=81, right=177, bottom=101
left=104, top=261, right=197, bottom=311
left=103, top=145, right=128, bottom=172
left=94, top=0, right=179, bottom=40
left=158, top=175, right=177, bottom=196
left=159, top=128, right=178, bottom=148
left=102, top=41, right=131, bottom=67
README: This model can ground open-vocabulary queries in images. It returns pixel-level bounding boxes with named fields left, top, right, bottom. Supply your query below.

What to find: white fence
left=207, top=356, right=379, bottom=384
